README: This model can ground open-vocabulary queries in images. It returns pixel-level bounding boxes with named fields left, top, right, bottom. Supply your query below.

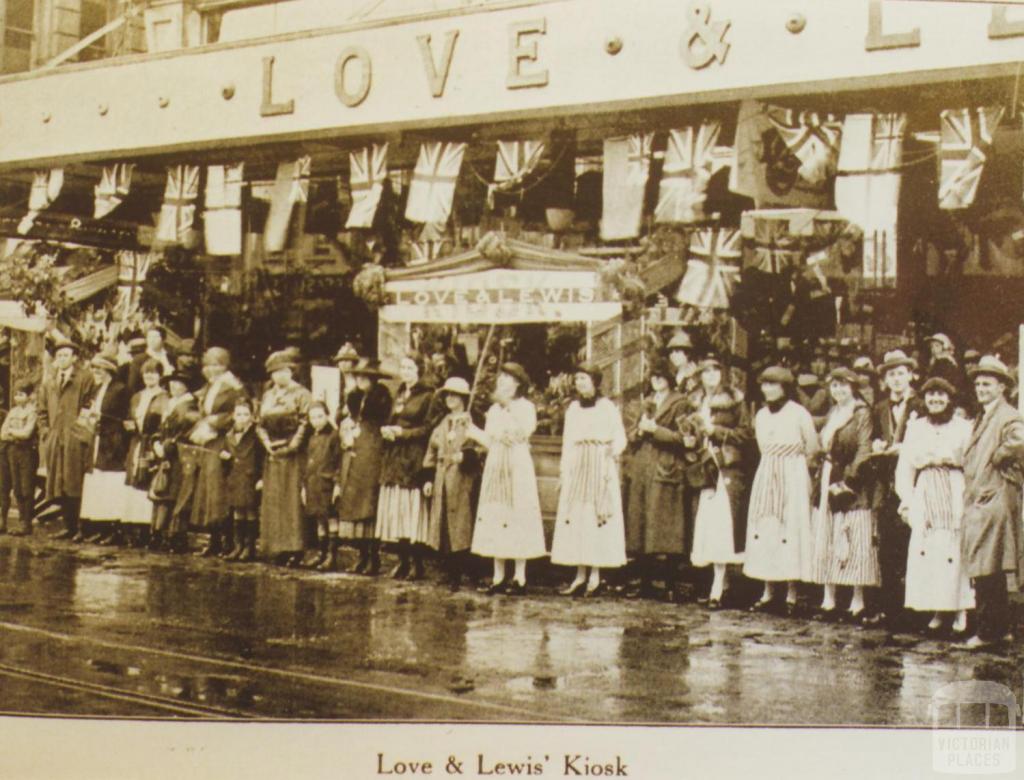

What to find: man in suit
left=38, top=338, right=96, bottom=540
left=960, top=355, right=1024, bottom=650
left=865, top=349, right=926, bottom=629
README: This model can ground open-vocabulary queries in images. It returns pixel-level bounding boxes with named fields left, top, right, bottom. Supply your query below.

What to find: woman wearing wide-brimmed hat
left=336, top=358, right=393, bottom=574
left=688, top=357, right=751, bottom=609
left=257, top=349, right=313, bottom=566
left=149, top=371, right=199, bottom=553
left=79, top=349, right=130, bottom=545
left=550, top=365, right=628, bottom=597
left=467, top=362, right=547, bottom=595
left=808, top=367, right=880, bottom=623
left=376, top=353, right=439, bottom=580
left=895, top=376, right=975, bottom=636
left=743, top=365, right=819, bottom=615
left=421, top=376, right=482, bottom=591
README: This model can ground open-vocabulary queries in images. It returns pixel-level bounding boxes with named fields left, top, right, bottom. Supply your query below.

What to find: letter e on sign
left=507, top=19, right=549, bottom=89
left=418, top=30, right=460, bottom=98
left=336, top=46, right=372, bottom=107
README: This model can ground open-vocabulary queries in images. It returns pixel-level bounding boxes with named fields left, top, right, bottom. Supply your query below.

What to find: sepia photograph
left=0, top=0, right=1022, bottom=776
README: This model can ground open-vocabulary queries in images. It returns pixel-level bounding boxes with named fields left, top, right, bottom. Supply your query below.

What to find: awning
left=0, top=265, right=120, bottom=332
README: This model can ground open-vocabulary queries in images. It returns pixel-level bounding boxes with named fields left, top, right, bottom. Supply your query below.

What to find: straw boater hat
left=440, top=376, right=472, bottom=397
left=264, top=350, right=297, bottom=374
left=757, top=365, right=795, bottom=386
left=90, top=350, right=118, bottom=374
left=333, top=343, right=360, bottom=365
left=162, top=370, right=193, bottom=390
left=349, top=358, right=388, bottom=378
left=128, top=337, right=147, bottom=355
left=968, top=355, right=1015, bottom=385
left=920, top=376, right=957, bottom=397
left=797, top=373, right=820, bottom=389
left=50, top=335, right=79, bottom=355
left=852, top=356, right=876, bottom=376
left=877, top=349, right=917, bottom=376
left=698, top=356, right=725, bottom=373
left=963, top=349, right=981, bottom=363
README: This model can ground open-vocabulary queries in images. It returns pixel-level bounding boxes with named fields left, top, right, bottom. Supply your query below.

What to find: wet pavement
left=0, top=532, right=1021, bottom=725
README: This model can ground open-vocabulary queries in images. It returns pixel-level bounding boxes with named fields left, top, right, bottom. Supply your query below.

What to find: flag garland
left=264, top=156, right=311, bottom=252
left=156, top=165, right=200, bottom=245
left=204, top=163, right=244, bottom=256
left=405, top=141, right=466, bottom=224
left=938, top=106, right=1004, bottom=210
left=601, top=133, right=653, bottom=240
left=676, top=227, right=742, bottom=309
left=766, top=107, right=842, bottom=187
left=656, top=123, right=731, bottom=224
left=94, top=163, right=134, bottom=219
left=346, top=143, right=388, bottom=229
left=488, top=139, right=546, bottom=207
left=17, top=169, right=64, bottom=235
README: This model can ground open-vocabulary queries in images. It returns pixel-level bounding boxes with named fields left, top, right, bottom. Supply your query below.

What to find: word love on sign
left=390, top=285, right=606, bottom=307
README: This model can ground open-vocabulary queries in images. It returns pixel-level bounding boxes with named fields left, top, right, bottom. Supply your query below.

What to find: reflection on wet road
left=0, top=537, right=1020, bottom=724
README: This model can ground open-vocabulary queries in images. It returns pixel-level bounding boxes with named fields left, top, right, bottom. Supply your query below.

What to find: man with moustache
left=959, top=356, right=1024, bottom=649
left=864, top=349, right=926, bottom=629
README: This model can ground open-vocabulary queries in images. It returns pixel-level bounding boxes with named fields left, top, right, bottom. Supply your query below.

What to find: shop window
left=78, top=0, right=110, bottom=61
left=1, top=0, right=36, bottom=74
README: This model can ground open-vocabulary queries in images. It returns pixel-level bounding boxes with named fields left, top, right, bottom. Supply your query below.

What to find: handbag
left=148, top=461, right=172, bottom=501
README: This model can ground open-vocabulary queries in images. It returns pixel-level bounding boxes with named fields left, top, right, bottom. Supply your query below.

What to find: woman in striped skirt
left=894, top=377, right=974, bottom=635
left=744, top=366, right=819, bottom=615
left=809, top=367, right=880, bottom=623
left=550, top=366, right=627, bottom=597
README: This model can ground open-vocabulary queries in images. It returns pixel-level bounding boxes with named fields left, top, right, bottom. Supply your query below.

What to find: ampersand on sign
left=682, top=1, right=731, bottom=69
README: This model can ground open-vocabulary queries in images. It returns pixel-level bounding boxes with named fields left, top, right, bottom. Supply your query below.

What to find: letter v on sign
left=418, top=30, right=460, bottom=98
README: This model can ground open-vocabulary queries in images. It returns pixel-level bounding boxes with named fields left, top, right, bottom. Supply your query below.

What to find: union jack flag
left=17, top=169, right=64, bottom=235
left=346, top=143, right=388, bottom=229
left=938, top=106, right=1003, bottom=210
left=677, top=227, right=742, bottom=309
left=766, top=107, right=842, bottom=186
left=655, top=123, right=727, bottom=224
left=203, top=163, right=244, bottom=256
left=741, top=208, right=849, bottom=274
left=494, top=139, right=545, bottom=186
left=156, top=165, right=200, bottom=245
left=601, top=133, right=653, bottom=240
left=405, top=141, right=466, bottom=224
left=94, top=163, right=134, bottom=219
left=264, top=156, right=311, bottom=252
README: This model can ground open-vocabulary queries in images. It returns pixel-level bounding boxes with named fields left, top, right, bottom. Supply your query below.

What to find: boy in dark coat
left=220, top=399, right=262, bottom=562
left=303, top=401, right=341, bottom=570
left=0, top=381, right=39, bottom=535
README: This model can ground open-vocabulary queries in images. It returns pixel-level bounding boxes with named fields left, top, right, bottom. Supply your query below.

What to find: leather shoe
left=813, top=608, right=840, bottom=623
left=478, top=581, right=507, bottom=595
left=51, top=529, right=75, bottom=540
left=505, top=581, right=526, bottom=597
left=706, top=599, right=722, bottom=611
left=584, top=581, right=608, bottom=598
left=748, top=599, right=774, bottom=614
left=559, top=581, right=586, bottom=597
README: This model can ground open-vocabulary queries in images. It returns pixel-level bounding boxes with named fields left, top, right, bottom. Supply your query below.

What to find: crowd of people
left=0, top=324, right=1021, bottom=653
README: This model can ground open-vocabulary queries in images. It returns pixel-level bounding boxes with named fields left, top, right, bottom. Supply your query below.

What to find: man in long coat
left=960, top=355, right=1024, bottom=650
left=38, top=338, right=96, bottom=539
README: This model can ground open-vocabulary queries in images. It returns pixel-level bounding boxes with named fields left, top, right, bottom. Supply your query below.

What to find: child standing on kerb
left=220, top=399, right=263, bottom=562
left=303, top=401, right=341, bottom=570
left=0, top=381, right=38, bottom=535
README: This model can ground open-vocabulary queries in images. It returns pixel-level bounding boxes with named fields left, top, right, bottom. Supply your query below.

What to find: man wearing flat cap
left=38, top=337, right=96, bottom=540
left=866, top=349, right=926, bottom=628
left=959, top=355, right=1024, bottom=649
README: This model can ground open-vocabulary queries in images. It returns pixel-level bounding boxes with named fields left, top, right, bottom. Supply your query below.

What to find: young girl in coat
left=467, top=363, right=547, bottom=595
left=422, top=377, right=481, bottom=591
left=220, top=399, right=262, bottom=562
left=303, top=401, right=341, bottom=571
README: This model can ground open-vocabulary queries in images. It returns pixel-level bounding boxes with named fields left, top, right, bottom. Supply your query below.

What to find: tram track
left=0, top=619, right=565, bottom=721
left=0, top=661, right=254, bottom=719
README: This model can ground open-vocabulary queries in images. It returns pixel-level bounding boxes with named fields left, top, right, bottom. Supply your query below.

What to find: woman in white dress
left=688, top=358, right=750, bottom=609
left=895, top=377, right=975, bottom=635
left=809, top=367, right=879, bottom=623
left=467, top=363, right=546, bottom=595
left=551, top=367, right=627, bottom=597
left=744, top=366, right=819, bottom=615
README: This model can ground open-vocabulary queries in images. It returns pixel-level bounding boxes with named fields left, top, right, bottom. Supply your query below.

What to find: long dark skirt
left=189, top=441, right=229, bottom=529
left=260, top=453, right=308, bottom=555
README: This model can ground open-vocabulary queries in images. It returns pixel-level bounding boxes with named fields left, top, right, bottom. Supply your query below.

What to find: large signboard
left=0, top=0, right=1023, bottom=168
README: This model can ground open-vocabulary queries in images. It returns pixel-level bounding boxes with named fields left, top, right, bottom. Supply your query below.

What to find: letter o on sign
left=335, top=46, right=372, bottom=107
